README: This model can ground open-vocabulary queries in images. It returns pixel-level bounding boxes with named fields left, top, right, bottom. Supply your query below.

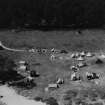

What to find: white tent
left=80, top=51, right=86, bottom=57
left=86, top=52, right=93, bottom=57
left=76, top=56, right=84, bottom=61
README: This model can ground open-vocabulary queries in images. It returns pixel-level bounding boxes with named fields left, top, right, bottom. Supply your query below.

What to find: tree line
left=0, top=0, right=105, bottom=29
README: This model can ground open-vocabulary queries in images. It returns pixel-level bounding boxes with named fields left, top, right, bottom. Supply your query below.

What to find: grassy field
left=0, top=29, right=105, bottom=51
left=1, top=29, right=105, bottom=105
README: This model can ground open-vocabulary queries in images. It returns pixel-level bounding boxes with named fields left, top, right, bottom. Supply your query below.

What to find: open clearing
left=1, top=29, right=105, bottom=105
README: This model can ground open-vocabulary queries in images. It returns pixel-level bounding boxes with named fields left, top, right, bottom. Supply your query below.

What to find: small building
left=48, top=83, right=59, bottom=89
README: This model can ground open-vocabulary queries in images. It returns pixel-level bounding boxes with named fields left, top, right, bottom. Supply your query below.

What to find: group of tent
left=0, top=40, right=105, bottom=88
left=45, top=78, right=64, bottom=91
left=70, top=51, right=105, bottom=83
left=70, top=71, right=100, bottom=82
left=49, top=49, right=105, bottom=85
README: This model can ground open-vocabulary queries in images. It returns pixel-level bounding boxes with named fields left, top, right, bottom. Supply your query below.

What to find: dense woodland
left=0, top=0, right=105, bottom=29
